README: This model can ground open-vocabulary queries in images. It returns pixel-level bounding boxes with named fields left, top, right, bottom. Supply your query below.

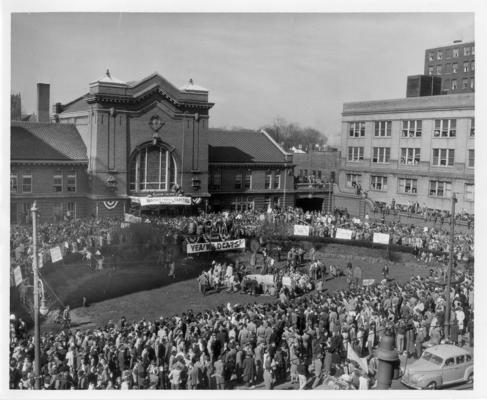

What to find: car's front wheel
left=426, top=381, right=437, bottom=390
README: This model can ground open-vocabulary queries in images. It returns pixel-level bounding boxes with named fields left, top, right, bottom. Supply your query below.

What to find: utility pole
left=444, top=192, right=457, bottom=340
left=31, top=201, right=40, bottom=390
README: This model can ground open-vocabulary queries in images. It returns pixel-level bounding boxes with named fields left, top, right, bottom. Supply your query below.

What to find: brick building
left=10, top=121, right=88, bottom=224
left=338, top=93, right=474, bottom=214
left=293, top=148, right=339, bottom=184
left=208, top=129, right=294, bottom=211
left=54, top=71, right=214, bottom=218
left=424, top=40, right=475, bottom=94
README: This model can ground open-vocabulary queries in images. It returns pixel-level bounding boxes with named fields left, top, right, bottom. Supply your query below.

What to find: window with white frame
left=244, top=171, right=252, bottom=189
left=471, top=46, right=475, bottom=55
left=22, top=172, right=32, bottom=193
left=432, top=148, right=455, bottom=166
left=453, top=48, right=459, bottom=58
left=465, top=183, right=474, bottom=201
left=429, top=52, right=434, bottom=61
left=11, top=173, right=18, bottom=193
left=464, top=46, right=471, bottom=56
left=128, top=145, right=177, bottom=192
left=429, top=180, right=452, bottom=197
left=273, top=172, right=281, bottom=189
left=462, top=78, right=469, bottom=89
left=210, top=170, right=222, bottom=190
left=468, top=149, right=474, bottom=168
left=452, top=62, right=458, bottom=73
left=471, top=61, right=475, bottom=72
left=265, top=172, right=272, bottom=189
left=451, top=79, right=457, bottom=90
left=53, top=174, right=63, bottom=192
left=436, top=65, right=442, bottom=75
left=434, top=119, right=456, bottom=137
left=273, top=196, right=281, bottom=208
left=370, top=175, right=388, bottom=191
left=234, top=173, right=242, bottom=189
left=401, top=120, right=422, bottom=137
left=428, top=66, right=433, bottom=75
left=470, top=77, right=474, bottom=89
left=463, top=62, right=469, bottom=72
left=470, top=118, right=475, bottom=136
left=347, top=147, right=364, bottom=161
left=66, top=201, right=76, bottom=219
left=233, top=195, right=254, bottom=212
left=345, top=173, right=361, bottom=188
left=437, top=51, right=443, bottom=60
left=374, top=121, right=391, bottom=137
left=372, top=147, right=391, bottom=163
left=349, top=122, right=365, bottom=137
left=400, top=148, right=421, bottom=165
left=66, top=172, right=76, bottom=192
left=398, top=178, right=417, bottom=194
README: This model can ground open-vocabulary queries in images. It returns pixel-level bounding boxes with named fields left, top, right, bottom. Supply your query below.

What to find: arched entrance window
left=128, top=144, right=177, bottom=192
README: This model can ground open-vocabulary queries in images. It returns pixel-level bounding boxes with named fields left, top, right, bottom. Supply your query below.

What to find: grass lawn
left=37, top=242, right=431, bottom=333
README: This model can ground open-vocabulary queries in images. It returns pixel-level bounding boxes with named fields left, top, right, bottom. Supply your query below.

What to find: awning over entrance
left=130, top=196, right=192, bottom=206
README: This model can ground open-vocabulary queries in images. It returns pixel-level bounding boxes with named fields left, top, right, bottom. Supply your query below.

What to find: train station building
left=11, top=72, right=333, bottom=222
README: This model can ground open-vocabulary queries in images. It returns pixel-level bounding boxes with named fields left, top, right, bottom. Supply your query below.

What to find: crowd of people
left=9, top=251, right=474, bottom=390
left=9, top=204, right=475, bottom=391
left=373, top=199, right=474, bottom=228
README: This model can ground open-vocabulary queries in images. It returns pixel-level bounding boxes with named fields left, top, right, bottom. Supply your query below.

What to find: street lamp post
left=31, top=201, right=41, bottom=390
left=444, top=193, right=457, bottom=340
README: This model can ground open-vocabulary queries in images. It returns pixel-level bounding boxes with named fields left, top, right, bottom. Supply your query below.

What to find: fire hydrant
left=376, top=329, right=400, bottom=389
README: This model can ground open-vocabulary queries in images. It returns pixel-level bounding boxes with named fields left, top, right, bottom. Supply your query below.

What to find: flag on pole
left=347, top=343, right=369, bottom=374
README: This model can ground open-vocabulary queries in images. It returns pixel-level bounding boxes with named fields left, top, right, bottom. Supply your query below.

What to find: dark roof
left=208, top=129, right=288, bottom=164
left=61, top=94, right=89, bottom=114
left=11, top=121, right=88, bottom=162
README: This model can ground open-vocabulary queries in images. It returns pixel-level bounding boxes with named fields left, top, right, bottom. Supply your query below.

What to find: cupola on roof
left=179, top=78, right=208, bottom=92
left=90, top=69, right=127, bottom=86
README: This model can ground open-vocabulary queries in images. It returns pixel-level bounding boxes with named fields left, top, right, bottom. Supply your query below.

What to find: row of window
left=209, top=170, right=281, bottom=191
left=346, top=173, right=474, bottom=200
left=298, top=169, right=323, bottom=179
left=350, top=119, right=474, bottom=138
left=231, top=195, right=282, bottom=212
left=428, top=45, right=475, bottom=61
left=443, top=77, right=475, bottom=91
left=11, top=172, right=77, bottom=193
left=428, top=61, right=475, bottom=75
left=347, top=147, right=474, bottom=167
left=11, top=201, right=77, bottom=224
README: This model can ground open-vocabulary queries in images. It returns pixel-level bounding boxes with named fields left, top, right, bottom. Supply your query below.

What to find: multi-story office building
left=424, top=40, right=475, bottom=94
left=339, top=93, right=474, bottom=213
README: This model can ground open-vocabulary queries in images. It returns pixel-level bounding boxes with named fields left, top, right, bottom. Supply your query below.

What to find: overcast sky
left=11, top=13, right=474, bottom=145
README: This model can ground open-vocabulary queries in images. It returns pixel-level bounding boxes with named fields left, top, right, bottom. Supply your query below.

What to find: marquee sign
left=130, top=196, right=192, bottom=206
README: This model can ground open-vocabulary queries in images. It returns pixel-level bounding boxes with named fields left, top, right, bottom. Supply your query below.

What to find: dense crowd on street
left=373, top=199, right=474, bottom=228
left=9, top=250, right=474, bottom=390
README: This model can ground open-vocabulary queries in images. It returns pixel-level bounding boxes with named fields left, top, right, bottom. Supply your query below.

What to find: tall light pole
left=444, top=192, right=457, bottom=340
left=31, top=201, right=40, bottom=390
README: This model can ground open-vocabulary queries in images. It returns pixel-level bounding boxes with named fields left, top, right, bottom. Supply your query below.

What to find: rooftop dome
left=179, top=78, right=208, bottom=92
left=90, top=69, right=127, bottom=86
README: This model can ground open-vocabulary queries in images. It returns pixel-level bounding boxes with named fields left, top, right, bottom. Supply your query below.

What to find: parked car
left=401, top=344, right=473, bottom=389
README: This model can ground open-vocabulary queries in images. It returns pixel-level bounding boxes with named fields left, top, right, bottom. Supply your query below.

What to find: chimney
left=37, top=83, right=50, bottom=123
